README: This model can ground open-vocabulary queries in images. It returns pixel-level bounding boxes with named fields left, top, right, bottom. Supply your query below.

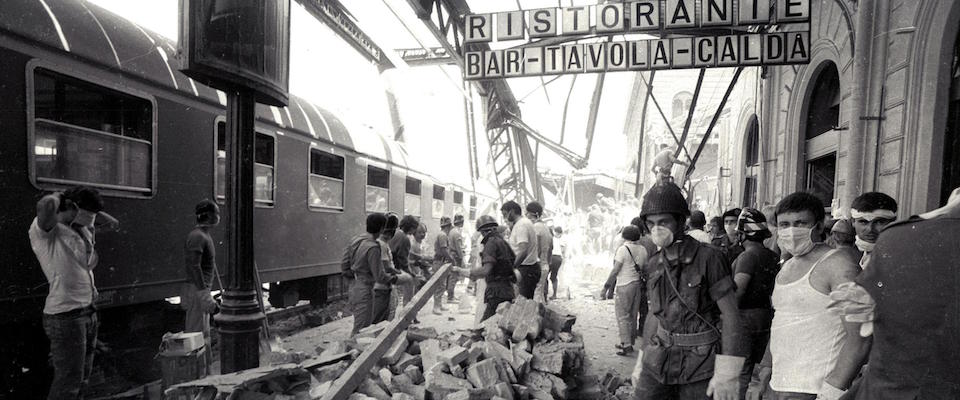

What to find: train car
left=0, top=0, right=495, bottom=392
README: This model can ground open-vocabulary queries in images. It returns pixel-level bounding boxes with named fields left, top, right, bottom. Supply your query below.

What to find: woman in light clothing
left=601, top=225, right=653, bottom=355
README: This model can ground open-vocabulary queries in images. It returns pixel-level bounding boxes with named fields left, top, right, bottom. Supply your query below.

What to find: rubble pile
left=334, top=297, right=585, bottom=400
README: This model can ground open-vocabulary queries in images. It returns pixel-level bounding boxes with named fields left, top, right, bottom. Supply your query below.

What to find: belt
left=656, top=325, right=719, bottom=347
left=46, top=305, right=97, bottom=318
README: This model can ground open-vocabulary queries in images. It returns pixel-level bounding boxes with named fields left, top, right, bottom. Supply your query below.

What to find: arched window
left=743, top=116, right=760, bottom=208
left=672, top=91, right=692, bottom=119
left=804, top=62, right=842, bottom=206
left=942, top=30, right=960, bottom=204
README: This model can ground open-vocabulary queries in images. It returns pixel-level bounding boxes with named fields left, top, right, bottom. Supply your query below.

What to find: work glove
left=816, top=381, right=846, bottom=400
left=827, top=282, right=876, bottom=337
left=706, top=355, right=745, bottom=400
left=630, top=347, right=645, bottom=387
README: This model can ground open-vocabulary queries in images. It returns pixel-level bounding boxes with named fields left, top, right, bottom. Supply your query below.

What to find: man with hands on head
left=630, top=182, right=743, bottom=400
left=30, top=186, right=119, bottom=400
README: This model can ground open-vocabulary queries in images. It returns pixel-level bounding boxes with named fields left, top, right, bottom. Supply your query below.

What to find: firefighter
left=453, top=215, right=517, bottom=321
left=631, top=182, right=744, bottom=400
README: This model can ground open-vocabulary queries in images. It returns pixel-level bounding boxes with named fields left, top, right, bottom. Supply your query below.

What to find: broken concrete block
left=466, top=359, right=500, bottom=389
left=419, top=339, right=442, bottom=372
left=403, top=365, right=424, bottom=385
left=316, top=339, right=351, bottom=357
left=355, top=337, right=378, bottom=351
left=310, top=360, right=348, bottom=383
left=392, top=394, right=415, bottom=400
left=451, top=364, right=466, bottom=379
left=556, top=333, right=574, bottom=343
left=468, top=342, right=484, bottom=364
left=407, top=326, right=439, bottom=342
left=529, top=388, right=553, bottom=400
left=511, top=384, right=530, bottom=400
left=393, top=353, right=421, bottom=374
left=492, top=358, right=510, bottom=383
left=425, top=371, right=473, bottom=398
left=510, top=347, right=533, bottom=377
left=438, top=345, right=469, bottom=367
left=531, top=343, right=564, bottom=375
left=493, top=382, right=514, bottom=400
left=389, top=376, right=427, bottom=400
left=407, top=341, right=421, bottom=356
left=542, top=307, right=576, bottom=333
left=541, top=329, right=555, bottom=342
left=448, top=388, right=497, bottom=400
left=510, top=299, right=544, bottom=342
left=496, top=301, right=511, bottom=315
left=516, top=340, right=532, bottom=353
left=359, top=377, right=392, bottom=400
left=357, top=320, right=391, bottom=339
left=383, top=332, right=409, bottom=365
left=615, top=385, right=633, bottom=400
left=482, top=340, right=514, bottom=363
left=379, top=368, right=395, bottom=388
left=349, top=394, right=376, bottom=400
left=309, top=380, right=333, bottom=399
left=524, top=371, right=567, bottom=400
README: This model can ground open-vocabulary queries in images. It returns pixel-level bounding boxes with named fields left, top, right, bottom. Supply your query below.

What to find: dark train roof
left=0, top=0, right=414, bottom=169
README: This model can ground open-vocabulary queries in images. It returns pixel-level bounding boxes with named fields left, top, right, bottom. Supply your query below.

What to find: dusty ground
left=279, top=251, right=638, bottom=380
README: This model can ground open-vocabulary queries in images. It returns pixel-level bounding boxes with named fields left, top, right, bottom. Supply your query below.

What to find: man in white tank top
left=766, top=192, right=871, bottom=400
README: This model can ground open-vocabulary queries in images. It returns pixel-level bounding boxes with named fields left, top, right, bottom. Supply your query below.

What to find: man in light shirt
left=501, top=200, right=540, bottom=299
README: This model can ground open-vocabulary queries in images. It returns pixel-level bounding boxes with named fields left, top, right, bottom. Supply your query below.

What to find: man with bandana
left=829, top=187, right=960, bottom=399
left=29, top=186, right=119, bottom=400
left=767, top=192, right=870, bottom=400
left=630, top=182, right=744, bottom=400
left=849, top=192, right=897, bottom=270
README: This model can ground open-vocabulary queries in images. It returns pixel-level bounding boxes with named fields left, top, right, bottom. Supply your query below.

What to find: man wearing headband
left=850, top=192, right=897, bottom=270
left=30, top=186, right=119, bottom=399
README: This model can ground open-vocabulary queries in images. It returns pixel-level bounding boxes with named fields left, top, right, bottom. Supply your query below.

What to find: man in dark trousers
left=183, top=199, right=221, bottom=356
left=453, top=215, right=516, bottom=321
left=829, top=188, right=960, bottom=400
left=432, top=217, right=455, bottom=314
left=342, top=213, right=399, bottom=335
left=631, top=182, right=744, bottom=400
left=501, top=200, right=541, bottom=299
left=29, top=186, right=119, bottom=400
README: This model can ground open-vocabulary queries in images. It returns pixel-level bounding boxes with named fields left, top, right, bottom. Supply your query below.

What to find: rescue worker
left=686, top=210, right=713, bottom=244
left=453, top=215, right=517, bottom=321
left=547, top=226, right=566, bottom=300
left=527, top=201, right=554, bottom=303
left=373, top=214, right=411, bottom=323
left=343, top=213, right=401, bottom=335
left=30, top=186, right=119, bottom=400
left=501, top=201, right=541, bottom=299
left=183, top=199, right=221, bottom=364
left=766, top=192, right=869, bottom=399
left=631, top=182, right=744, bottom=400
left=652, top=145, right=690, bottom=184
left=849, top=192, right=897, bottom=270
left=713, top=208, right=745, bottom=264
left=447, top=214, right=466, bottom=303
left=828, top=187, right=960, bottom=399
left=390, top=215, right=419, bottom=307
left=730, top=208, right=778, bottom=400
left=433, top=217, right=455, bottom=314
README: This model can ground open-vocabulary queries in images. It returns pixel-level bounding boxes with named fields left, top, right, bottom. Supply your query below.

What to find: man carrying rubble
left=631, top=182, right=744, bottom=400
left=453, top=215, right=517, bottom=321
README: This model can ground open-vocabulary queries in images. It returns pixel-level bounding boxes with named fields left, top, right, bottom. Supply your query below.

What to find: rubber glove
left=631, top=347, right=645, bottom=386
left=828, top=282, right=876, bottom=337
left=706, top=355, right=745, bottom=400
left=816, top=381, right=845, bottom=400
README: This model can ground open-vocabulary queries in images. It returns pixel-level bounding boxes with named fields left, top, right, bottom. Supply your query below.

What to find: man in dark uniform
left=454, top=215, right=517, bottom=321
left=829, top=189, right=960, bottom=400
left=631, top=182, right=744, bottom=400
left=713, top=208, right=745, bottom=265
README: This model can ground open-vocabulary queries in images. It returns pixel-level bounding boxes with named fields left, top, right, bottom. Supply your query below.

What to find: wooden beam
left=321, top=264, right=453, bottom=400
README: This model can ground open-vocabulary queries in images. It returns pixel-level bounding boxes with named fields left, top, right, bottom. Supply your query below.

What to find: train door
left=942, top=31, right=960, bottom=204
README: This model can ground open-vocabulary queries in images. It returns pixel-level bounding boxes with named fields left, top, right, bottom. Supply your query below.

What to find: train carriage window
left=366, top=166, right=389, bottom=212
left=432, top=185, right=446, bottom=219
left=215, top=122, right=276, bottom=205
left=405, top=177, right=421, bottom=216
left=32, top=68, right=154, bottom=194
left=309, top=149, right=345, bottom=210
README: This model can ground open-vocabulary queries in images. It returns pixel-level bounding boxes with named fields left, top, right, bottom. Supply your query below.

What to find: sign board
left=462, top=0, right=810, bottom=80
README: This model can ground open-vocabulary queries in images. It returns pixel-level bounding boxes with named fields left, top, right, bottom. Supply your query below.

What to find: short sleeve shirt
left=481, top=233, right=516, bottom=284
left=532, top=221, right=553, bottom=267
left=732, top=245, right=779, bottom=310
left=29, top=218, right=99, bottom=314
left=434, top=232, right=451, bottom=263
left=614, top=243, right=647, bottom=286
left=509, top=217, right=539, bottom=266
left=185, top=228, right=216, bottom=289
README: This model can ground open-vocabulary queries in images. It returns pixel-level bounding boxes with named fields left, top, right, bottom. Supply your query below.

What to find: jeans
left=43, top=308, right=99, bottom=400
left=348, top=280, right=374, bottom=335
left=632, top=370, right=710, bottom=400
left=517, top=265, right=541, bottom=299
left=615, top=281, right=644, bottom=346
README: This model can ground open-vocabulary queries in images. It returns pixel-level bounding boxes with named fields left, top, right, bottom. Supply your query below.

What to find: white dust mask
left=855, top=235, right=875, bottom=253
left=777, top=226, right=815, bottom=256
left=649, top=226, right=675, bottom=248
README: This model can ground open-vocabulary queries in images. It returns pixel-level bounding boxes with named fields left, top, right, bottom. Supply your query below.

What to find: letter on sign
left=606, top=42, right=629, bottom=71
left=585, top=43, right=606, bottom=72
left=701, top=0, right=733, bottom=27
left=630, top=1, right=660, bottom=31
left=695, top=37, right=716, bottom=67
left=596, top=4, right=625, bottom=33
left=562, top=7, right=590, bottom=35
left=665, top=0, right=696, bottom=29
left=497, top=11, right=524, bottom=41
left=763, top=33, right=786, bottom=64
left=530, top=8, right=557, bottom=38
left=465, top=52, right=484, bottom=79
left=740, top=34, right=762, bottom=65
left=786, top=31, right=810, bottom=63
left=777, top=0, right=809, bottom=23
left=465, top=14, right=492, bottom=43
